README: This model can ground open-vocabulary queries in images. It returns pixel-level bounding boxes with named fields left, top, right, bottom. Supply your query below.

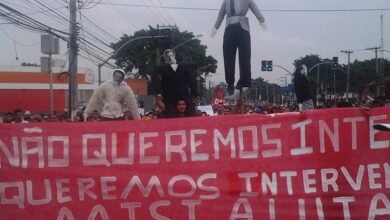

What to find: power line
left=78, top=10, right=115, bottom=62
left=53, top=0, right=69, bottom=8
left=88, top=3, right=390, bottom=12
left=28, top=1, right=113, bottom=55
left=18, top=1, right=116, bottom=53
left=12, top=26, right=19, bottom=64
left=77, top=9, right=120, bottom=42
left=24, top=0, right=69, bottom=28
left=156, top=0, right=177, bottom=25
left=105, top=0, right=140, bottom=30
left=147, top=0, right=171, bottom=24
left=0, top=3, right=70, bottom=38
left=0, top=26, right=40, bottom=47
left=79, top=0, right=102, bottom=9
left=2, top=0, right=36, bottom=11
left=260, top=8, right=390, bottom=12
left=139, top=0, right=167, bottom=25
left=78, top=9, right=94, bottom=62
left=0, top=2, right=113, bottom=68
left=36, top=0, right=114, bottom=49
left=0, top=2, right=111, bottom=62
left=75, top=12, right=113, bottom=55
left=35, top=0, right=70, bottom=22
left=42, top=2, right=114, bottom=55
left=2, top=0, right=66, bottom=16
left=26, top=6, right=67, bottom=16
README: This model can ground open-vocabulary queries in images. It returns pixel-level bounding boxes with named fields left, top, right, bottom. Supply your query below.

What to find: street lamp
left=197, top=63, right=213, bottom=104
left=173, top=34, right=203, bottom=51
left=98, top=35, right=167, bottom=85
left=272, top=64, right=293, bottom=75
left=307, top=61, right=333, bottom=104
left=158, top=34, right=203, bottom=60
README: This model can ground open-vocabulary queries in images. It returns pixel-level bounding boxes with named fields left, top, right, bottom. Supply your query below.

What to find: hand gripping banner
left=0, top=108, right=389, bottom=220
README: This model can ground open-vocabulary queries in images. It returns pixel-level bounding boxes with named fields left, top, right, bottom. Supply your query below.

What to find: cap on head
left=113, top=69, right=125, bottom=77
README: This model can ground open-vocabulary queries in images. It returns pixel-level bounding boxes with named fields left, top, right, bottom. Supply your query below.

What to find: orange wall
left=0, top=72, right=148, bottom=112
left=0, top=90, right=66, bottom=112
left=0, top=71, right=148, bottom=95
left=125, top=78, right=147, bottom=96
left=0, top=71, right=87, bottom=84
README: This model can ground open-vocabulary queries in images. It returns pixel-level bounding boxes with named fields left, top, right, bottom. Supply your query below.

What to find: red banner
left=1, top=108, right=390, bottom=220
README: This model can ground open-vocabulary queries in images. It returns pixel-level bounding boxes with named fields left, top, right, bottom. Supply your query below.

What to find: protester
left=30, top=114, right=43, bottom=122
left=23, top=110, right=32, bottom=122
left=175, top=99, right=189, bottom=118
left=47, top=114, right=61, bottom=122
left=84, top=69, right=140, bottom=121
left=13, top=108, right=28, bottom=123
left=2, top=112, right=14, bottom=123
left=214, top=102, right=225, bottom=115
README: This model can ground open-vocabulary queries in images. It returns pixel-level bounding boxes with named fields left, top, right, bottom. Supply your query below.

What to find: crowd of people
left=1, top=95, right=388, bottom=124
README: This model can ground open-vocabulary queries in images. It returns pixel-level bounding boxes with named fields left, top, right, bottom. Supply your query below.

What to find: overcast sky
left=0, top=0, right=389, bottom=86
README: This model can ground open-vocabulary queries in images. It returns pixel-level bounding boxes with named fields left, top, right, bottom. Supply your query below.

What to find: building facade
left=0, top=67, right=147, bottom=113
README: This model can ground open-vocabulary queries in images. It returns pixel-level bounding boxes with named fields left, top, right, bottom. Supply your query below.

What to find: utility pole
left=341, top=50, right=353, bottom=101
left=68, top=0, right=78, bottom=118
left=366, top=47, right=381, bottom=76
left=333, top=68, right=336, bottom=101
left=307, top=61, right=333, bottom=104
left=156, top=24, right=160, bottom=65
left=154, top=24, right=175, bottom=65
left=49, top=52, right=53, bottom=115
left=316, top=66, right=320, bottom=104
left=366, top=46, right=381, bottom=95
left=380, top=14, right=384, bottom=76
left=41, top=31, right=59, bottom=115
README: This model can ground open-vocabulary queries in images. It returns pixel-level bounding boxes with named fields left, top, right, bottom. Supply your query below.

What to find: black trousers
left=223, top=23, right=251, bottom=88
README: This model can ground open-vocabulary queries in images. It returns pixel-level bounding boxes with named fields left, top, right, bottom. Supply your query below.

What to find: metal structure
left=97, top=35, right=167, bottom=85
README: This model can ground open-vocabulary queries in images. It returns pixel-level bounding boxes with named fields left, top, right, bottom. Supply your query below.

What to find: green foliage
left=110, top=27, right=217, bottom=83
left=294, top=54, right=390, bottom=95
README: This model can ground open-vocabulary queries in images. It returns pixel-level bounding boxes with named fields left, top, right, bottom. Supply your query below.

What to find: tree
left=110, top=27, right=217, bottom=94
left=250, top=77, right=266, bottom=102
left=294, top=54, right=343, bottom=98
left=294, top=54, right=390, bottom=98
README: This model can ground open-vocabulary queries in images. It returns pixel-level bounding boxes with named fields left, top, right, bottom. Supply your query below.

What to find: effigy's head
left=113, top=69, right=125, bottom=84
left=163, top=49, right=176, bottom=64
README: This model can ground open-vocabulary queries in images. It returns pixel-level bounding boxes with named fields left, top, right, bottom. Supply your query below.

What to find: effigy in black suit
left=153, top=49, right=199, bottom=118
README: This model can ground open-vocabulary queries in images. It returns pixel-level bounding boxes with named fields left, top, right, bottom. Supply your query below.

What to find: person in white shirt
left=84, top=69, right=140, bottom=121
